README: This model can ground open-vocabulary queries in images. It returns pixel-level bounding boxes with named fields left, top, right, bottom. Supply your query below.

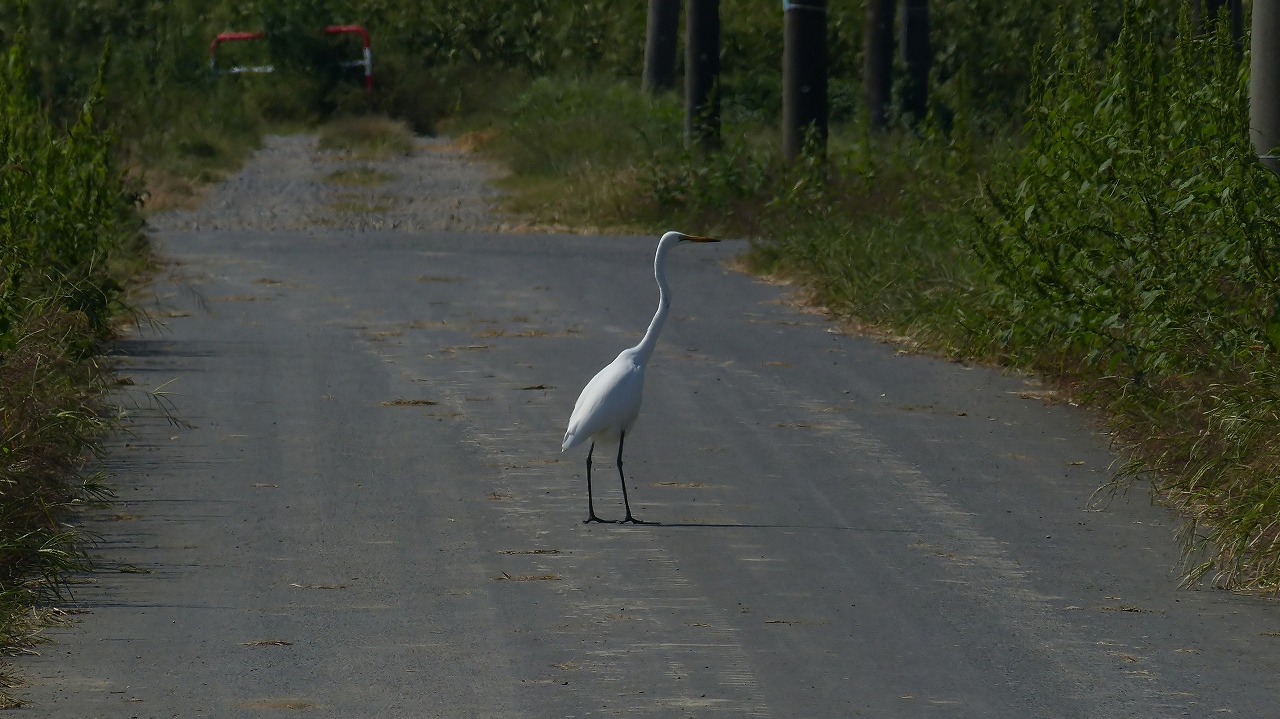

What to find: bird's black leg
left=584, top=443, right=607, bottom=524
left=618, top=431, right=655, bottom=525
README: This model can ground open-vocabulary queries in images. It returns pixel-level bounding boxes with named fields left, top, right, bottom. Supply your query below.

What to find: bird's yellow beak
left=683, top=234, right=720, bottom=242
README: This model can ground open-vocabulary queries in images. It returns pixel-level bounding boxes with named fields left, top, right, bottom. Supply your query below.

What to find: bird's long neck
left=633, top=238, right=674, bottom=366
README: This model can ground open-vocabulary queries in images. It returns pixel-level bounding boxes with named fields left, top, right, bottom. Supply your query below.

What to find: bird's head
left=663, top=231, right=720, bottom=244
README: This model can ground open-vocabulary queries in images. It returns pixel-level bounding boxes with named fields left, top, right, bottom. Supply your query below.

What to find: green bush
left=975, top=6, right=1280, bottom=588
left=976, top=8, right=1273, bottom=378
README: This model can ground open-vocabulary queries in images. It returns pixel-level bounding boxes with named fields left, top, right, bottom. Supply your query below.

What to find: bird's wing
left=562, top=354, right=644, bottom=450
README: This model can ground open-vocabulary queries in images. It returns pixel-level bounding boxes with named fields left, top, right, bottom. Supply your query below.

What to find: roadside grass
left=122, top=81, right=269, bottom=216
left=0, top=310, right=116, bottom=648
left=469, top=75, right=683, bottom=232
left=0, top=30, right=149, bottom=698
left=964, top=11, right=1280, bottom=590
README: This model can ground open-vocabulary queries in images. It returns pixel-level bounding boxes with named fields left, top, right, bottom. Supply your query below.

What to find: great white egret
left=561, top=231, right=719, bottom=523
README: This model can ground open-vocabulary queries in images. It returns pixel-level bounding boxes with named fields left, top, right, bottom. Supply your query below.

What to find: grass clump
left=327, top=193, right=395, bottom=214
left=323, top=167, right=398, bottom=186
left=483, top=76, right=682, bottom=230
left=318, top=116, right=415, bottom=159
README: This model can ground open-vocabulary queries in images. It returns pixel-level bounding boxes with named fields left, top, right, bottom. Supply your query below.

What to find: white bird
left=561, top=231, right=719, bottom=524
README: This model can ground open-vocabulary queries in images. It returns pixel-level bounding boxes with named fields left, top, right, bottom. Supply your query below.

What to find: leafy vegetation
left=975, top=8, right=1280, bottom=589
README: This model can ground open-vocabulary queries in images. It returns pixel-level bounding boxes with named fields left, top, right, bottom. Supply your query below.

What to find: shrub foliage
left=977, top=8, right=1278, bottom=379
left=977, top=7, right=1280, bottom=589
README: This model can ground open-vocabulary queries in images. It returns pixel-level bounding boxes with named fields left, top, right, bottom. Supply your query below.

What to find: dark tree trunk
left=783, top=0, right=828, bottom=162
left=900, top=0, right=930, bottom=125
left=863, top=0, right=895, bottom=131
left=684, top=0, right=720, bottom=148
left=642, top=0, right=681, bottom=93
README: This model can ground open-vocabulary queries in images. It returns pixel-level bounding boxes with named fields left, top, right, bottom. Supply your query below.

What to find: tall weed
left=0, top=31, right=142, bottom=346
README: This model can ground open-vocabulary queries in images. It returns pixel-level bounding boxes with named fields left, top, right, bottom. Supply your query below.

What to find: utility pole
left=900, top=0, right=930, bottom=125
left=783, top=0, right=828, bottom=162
left=685, top=0, right=720, bottom=148
left=1252, top=0, right=1280, bottom=172
left=864, top=0, right=895, bottom=131
left=642, top=0, right=681, bottom=93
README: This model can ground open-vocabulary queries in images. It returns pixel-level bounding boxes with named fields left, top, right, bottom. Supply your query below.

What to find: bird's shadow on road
left=634, top=521, right=915, bottom=532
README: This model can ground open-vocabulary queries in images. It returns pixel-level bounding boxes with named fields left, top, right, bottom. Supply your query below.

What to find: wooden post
left=1253, top=0, right=1280, bottom=172
left=783, top=0, right=828, bottom=162
left=643, top=0, right=681, bottom=93
left=864, top=0, right=895, bottom=131
left=900, top=0, right=930, bottom=125
left=685, top=0, right=720, bottom=148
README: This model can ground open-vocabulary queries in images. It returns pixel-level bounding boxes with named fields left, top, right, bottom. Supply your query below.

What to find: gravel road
left=12, top=136, right=1280, bottom=716
left=148, top=134, right=503, bottom=233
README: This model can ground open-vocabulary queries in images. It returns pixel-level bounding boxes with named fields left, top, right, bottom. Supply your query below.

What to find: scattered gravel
left=148, top=134, right=505, bottom=233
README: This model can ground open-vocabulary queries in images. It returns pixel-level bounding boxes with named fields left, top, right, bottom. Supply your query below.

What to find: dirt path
left=147, top=134, right=503, bottom=233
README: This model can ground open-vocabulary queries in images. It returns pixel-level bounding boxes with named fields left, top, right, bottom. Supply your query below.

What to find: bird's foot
left=583, top=515, right=613, bottom=524
left=621, top=515, right=658, bottom=526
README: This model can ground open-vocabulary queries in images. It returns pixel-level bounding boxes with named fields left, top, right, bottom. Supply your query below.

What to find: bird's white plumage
left=562, top=231, right=701, bottom=453
left=561, top=348, right=644, bottom=450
